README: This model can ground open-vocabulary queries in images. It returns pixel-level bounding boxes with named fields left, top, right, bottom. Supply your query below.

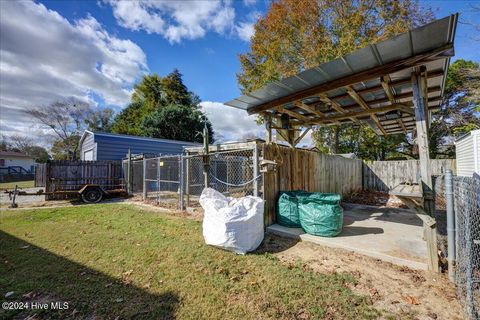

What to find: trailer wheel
left=81, top=187, right=103, bottom=203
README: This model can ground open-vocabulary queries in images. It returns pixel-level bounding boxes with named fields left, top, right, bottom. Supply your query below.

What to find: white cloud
left=105, top=0, right=236, bottom=43
left=243, top=0, right=257, bottom=6
left=236, top=21, right=255, bottom=42
left=235, top=11, right=260, bottom=42
left=200, top=101, right=264, bottom=142
left=0, top=1, right=147, bottom=137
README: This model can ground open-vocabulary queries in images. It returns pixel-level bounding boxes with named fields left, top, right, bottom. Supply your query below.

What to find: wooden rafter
left=318, top=93, right=358, bottom=123
left=346, top=86, right=387, bottom=135
left=381, top=75, right=407, bottom=133
left=275, top=106, right=311, bottom=122
left=303, top=103, right=413, bottom=124
left=329, top=69, right=444, bottom=102
left=294, top=101, right=325, bottom=117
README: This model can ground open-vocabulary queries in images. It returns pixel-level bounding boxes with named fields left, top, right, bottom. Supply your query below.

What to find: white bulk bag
left=199, top=188, right=264, bottom=254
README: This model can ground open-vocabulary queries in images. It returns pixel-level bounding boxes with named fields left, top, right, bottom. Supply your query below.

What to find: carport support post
left=412, top=66, right=439, bottom=272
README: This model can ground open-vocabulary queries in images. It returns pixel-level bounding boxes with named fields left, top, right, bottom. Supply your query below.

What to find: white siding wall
left=0, top=157, right=35, bottom=171
left=455, top=130, right=480, bottom=177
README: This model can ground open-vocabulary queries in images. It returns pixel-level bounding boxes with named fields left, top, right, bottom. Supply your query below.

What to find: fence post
left=185, top=152, right=190, bottom=207
left=180, top=156, right=185, bottom=210
left=253, top=144, right=259, bottom=197
left=445, top=169, right=456, bottom=282
left=143, top=157, right=147, bottom=200
left=157, top=157, right=160, bottom=205
left=127, top=149, right=132, bottom=194
left=465, top=201, right=474, bottom=319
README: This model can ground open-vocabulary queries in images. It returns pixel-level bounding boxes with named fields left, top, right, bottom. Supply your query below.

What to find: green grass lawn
left=0, top=204, right=379, bottom=319
left=0, top=180, right=34, bottom=190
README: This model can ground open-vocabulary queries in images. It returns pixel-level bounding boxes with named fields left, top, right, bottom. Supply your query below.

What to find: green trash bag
left=276, top=190, right=306, bottom=228
left=298, top=193, right=343, bottom=237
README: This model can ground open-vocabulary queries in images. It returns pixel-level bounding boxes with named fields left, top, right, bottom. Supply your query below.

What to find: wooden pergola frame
left=225, top=15, right=458, bottom=272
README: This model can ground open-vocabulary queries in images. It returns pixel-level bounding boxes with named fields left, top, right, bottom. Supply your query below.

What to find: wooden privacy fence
left=363, top=159, right=456, bottom=192
left=44, top=160, right=124, bottom=200
left=34, top=163, right=46, bottom=187
left=262, top=144, right=363, bottom=226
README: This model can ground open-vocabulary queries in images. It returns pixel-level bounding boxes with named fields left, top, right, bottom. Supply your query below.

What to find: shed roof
left=225, top=14, right=458, bottom=136
left=79, top=130, right=200, bottom=147
left=0, top=151, right=33, bottom=158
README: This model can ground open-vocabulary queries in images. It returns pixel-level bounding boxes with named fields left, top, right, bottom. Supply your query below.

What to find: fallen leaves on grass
left=122, top=269, right=134, bottom=284
left=404, top=295, right=421, bottom=305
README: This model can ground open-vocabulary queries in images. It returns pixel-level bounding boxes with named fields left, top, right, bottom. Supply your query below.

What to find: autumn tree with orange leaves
left=237, top=0, right=435, bottom=159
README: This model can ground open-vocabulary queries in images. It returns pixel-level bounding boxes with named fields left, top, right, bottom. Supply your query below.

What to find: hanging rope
left=210, top=174, right=261, bottom=187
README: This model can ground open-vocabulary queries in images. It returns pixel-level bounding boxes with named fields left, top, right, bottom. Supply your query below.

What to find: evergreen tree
left=111, top=69, right=215, bottom=142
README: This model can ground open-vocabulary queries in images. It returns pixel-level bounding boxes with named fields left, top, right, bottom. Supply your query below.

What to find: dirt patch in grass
left=260, top=236, right=462, bottom=320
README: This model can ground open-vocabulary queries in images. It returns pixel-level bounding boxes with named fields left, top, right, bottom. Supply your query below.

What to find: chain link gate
left=184, top=147, right=261, bottom=208
left=143, top=155, right=183, bottom=208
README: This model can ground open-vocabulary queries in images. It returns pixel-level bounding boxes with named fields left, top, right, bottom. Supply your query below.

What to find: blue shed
left=79, top=130, right=200, bottom=160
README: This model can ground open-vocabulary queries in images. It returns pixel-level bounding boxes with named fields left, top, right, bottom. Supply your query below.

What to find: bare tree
left=8, top=134, right=33, bottom=151
left=25, top=99, right=93, bottom=160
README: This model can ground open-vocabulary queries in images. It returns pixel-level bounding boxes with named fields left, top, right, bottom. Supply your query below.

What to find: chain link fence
left=122, top=146, right=261, bottom=210
left=453, top=175, right=480, bottom=320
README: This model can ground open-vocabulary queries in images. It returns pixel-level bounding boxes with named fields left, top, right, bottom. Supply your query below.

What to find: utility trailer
left=4, top=181, right=127, bottom=208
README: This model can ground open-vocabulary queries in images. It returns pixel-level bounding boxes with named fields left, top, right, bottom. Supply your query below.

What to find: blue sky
left=39, top=0, right=479, bottom=103
left=0, top=0, right=478, bottom=144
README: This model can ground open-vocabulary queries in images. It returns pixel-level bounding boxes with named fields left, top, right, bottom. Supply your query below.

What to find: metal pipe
left=253, top=144, right=259, bottom=197
left=203, top=124, right=210, bottom=188
left=445, top=169, right=455, bottom=281
left=143, top=157, right=147, bottom=200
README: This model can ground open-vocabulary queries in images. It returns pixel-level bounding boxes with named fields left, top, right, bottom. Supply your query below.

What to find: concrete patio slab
left=266, top=203, right=428, bottom=270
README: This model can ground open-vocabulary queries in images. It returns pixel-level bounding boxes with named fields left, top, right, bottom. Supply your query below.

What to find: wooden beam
left=318, top=93, right=358, bottom=123
left=346, top=86, right=387, bottom=135
left=247, top=44, right=453, bottom=114
left=339, top=86, right=441, bottom=113
left=346, top=86, right=371, bottom=110
left=304, top=103, right=413, bottom=124
left=381, top=76, right=407, bottom=133
left=330, top=69, right=445, bottom=102
left=294, top=101, right=326, bottom=117
left=294, top=128, right=311, bottom=146
left=380, top=76, right=396, bottom=102
left=412, top=67, right=433, bottom=191
left=276, top=106, right=311, bottom=122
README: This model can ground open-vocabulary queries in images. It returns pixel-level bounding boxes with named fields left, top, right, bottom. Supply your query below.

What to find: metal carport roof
left=225, top=14, right=458, bottom=135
